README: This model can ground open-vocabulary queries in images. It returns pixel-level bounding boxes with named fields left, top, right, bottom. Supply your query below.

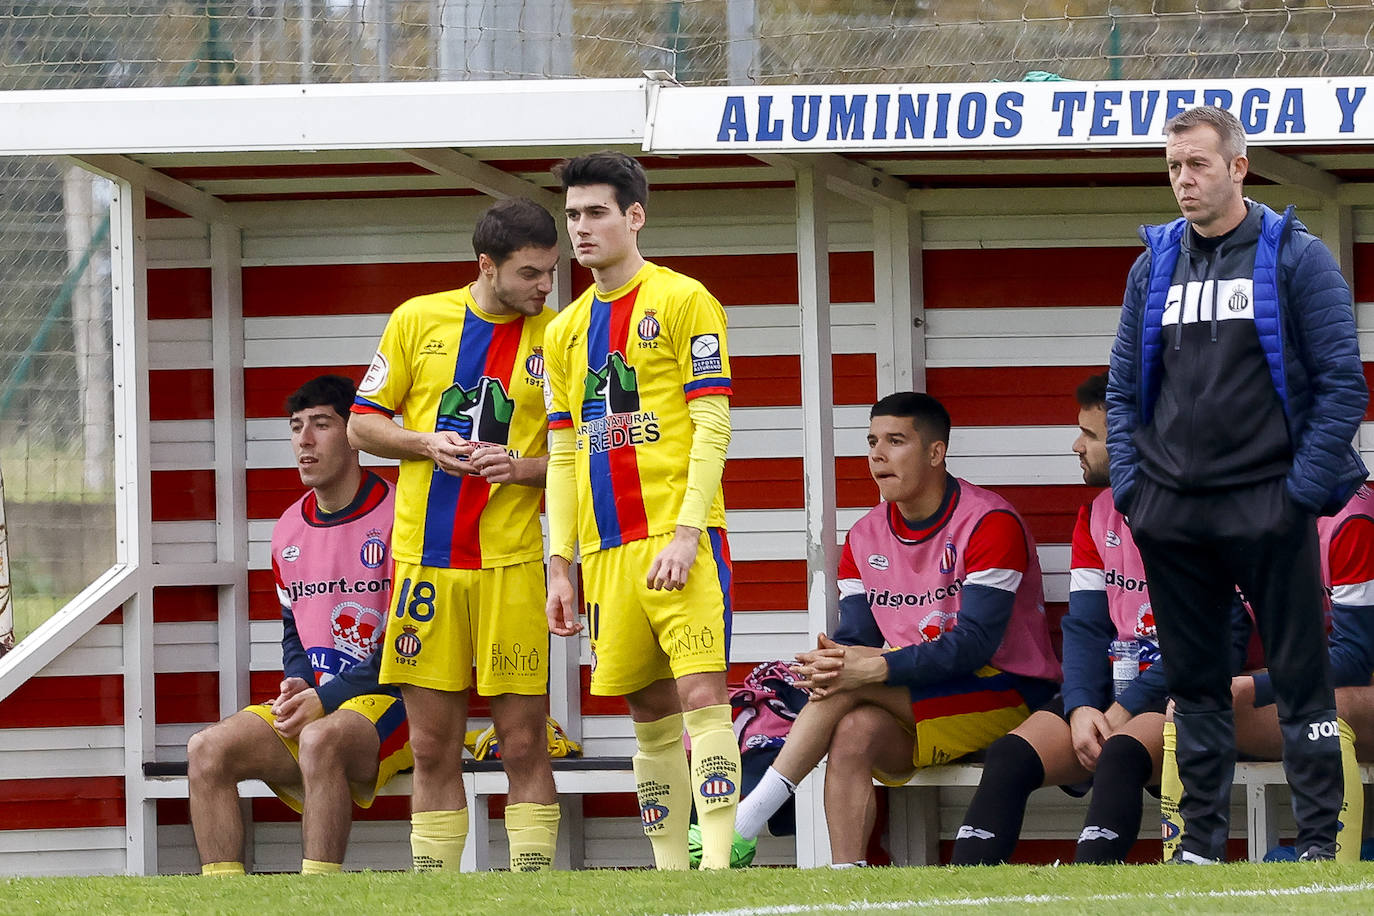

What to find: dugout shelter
left=1, top=75, right=1373, bottom=874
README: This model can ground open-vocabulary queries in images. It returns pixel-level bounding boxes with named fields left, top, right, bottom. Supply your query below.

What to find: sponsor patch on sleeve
left=358, top=351, right=389, bottom=396
left=690, top=333, right=722, bottom=376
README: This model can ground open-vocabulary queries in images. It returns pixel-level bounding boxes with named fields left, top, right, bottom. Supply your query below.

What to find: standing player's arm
left=347, top=410, right=473, bottom=477
left=647, top=393, right=731, bottom=591
left=545, top=421, right=582, bottom=637
left=467, top=445, right=548, bottom=487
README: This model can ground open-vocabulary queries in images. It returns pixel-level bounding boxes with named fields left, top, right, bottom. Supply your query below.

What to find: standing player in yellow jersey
left=543, top=152, right=742, bottom=870
left=347, top=199, right=561, bottom=872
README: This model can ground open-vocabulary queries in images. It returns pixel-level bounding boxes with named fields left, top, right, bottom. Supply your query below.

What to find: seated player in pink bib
left=187, top=375, right=410, bottom=875
left=730, top=392, right=1061, bottom=867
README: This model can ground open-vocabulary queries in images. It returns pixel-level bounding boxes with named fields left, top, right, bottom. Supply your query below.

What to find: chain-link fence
left=0, top=161, right=114, bottom=646
left=3, top=0, right=1373, bottom=646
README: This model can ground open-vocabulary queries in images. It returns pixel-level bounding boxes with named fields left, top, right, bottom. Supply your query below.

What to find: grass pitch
left=6, top=862, right=1373, bottom=916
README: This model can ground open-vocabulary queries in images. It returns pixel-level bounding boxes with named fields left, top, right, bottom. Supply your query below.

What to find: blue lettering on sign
left=896, top=94, right=927, bottom=140
left=827, top=94, right=867, bottom=140
left=1240, top=88, right=1270, bottom=133
left=1129, top=90, right=1158, bottom=135
left=933, top=93, right=951, bottom=139
left=1202, top=89, right=1233, bottom=110
left=1164, top=89, right=1196, bottom=122
left=994, top=91, right=1023, bottom=137
left=717, top=95, right=747, bottom=142
left=872, top=94, right=891, bottom=140
left=792, top=95, right=822, bottom=141
left=1337, top=87, right=1366, bottom=133
left=1275, top=87, right=1305, bottom=133
left=757, top=95, right=784, bottom=141
left=957, top=92, right=986, bottom=139
left=1052, top=91, right=1088, bottom=137
left=1090, top=90, right=1122, bottom=136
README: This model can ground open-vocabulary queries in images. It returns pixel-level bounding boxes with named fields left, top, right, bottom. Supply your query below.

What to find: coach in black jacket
left=1107, top=105, right=1368, bottom=863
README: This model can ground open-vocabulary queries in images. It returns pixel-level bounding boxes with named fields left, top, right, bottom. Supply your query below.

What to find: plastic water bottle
left=1111, top=639, right=1140, bottom=699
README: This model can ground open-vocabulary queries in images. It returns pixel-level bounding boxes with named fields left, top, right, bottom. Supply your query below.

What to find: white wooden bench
left=883, top=760, right=1374, bottom=865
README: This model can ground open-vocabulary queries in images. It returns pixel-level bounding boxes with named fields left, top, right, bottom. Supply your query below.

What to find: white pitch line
left=669, top=880, right=1374, bottom=916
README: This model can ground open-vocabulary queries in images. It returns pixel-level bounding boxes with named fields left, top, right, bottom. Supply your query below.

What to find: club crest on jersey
left=394, top=625, right=422, bottom=658
left=690, top=333, right=722, bottom=375
left=699, top=774, right=736, bottom=798
left=1227, top=287, right=1250, bottom=313
left=1105, top=529, right=1122, bottom=548
left=281, top=545, right=301, bottom=562
left=637, top=309, right=660, bottom=341
left=360, top=529, right=387, bottom=569
left=640, top=802, right=669, bottom=827
left=437, top=376, right=514, bottom=445
left=938, top=538, right=958, bottom=574
left=525, top=347, right=545, bottom=380
left=867, top=554, right=890, bottom=571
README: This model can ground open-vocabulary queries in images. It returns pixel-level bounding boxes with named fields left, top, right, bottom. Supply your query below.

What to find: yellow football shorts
left=378, top=558, right=548, bottom=696
left=582, top=527, right=733, bottom=696
left=872, top=665, right=1033, bottom=784
left=243, top=692, right=412, bottom=811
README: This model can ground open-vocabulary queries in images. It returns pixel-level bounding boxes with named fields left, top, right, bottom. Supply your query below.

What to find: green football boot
left=687, top=823, right=757, bottom=869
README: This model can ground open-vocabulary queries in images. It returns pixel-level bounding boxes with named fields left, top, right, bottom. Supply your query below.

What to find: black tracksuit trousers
left=1130, top=475, right=1342, bottom=861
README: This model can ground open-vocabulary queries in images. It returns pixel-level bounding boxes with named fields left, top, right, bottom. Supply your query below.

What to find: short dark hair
left=871, top=391, right=951, bottom=447
left=1075, top=372, right=1108, bottom=411
left=1165, top=104, right=1247, bottom=162
left=553, top=150, right=649, bottom=213
left=285, top=374, right=355, bottom=421
left=471, top=198, right=558, bottom=265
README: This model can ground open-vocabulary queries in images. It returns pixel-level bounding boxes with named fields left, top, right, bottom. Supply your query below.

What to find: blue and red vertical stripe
left=421, top=315, right=523, bottom=568
left=587, top=291, right=650, bottom=551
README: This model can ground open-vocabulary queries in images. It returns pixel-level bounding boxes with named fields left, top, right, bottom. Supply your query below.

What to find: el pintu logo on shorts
left=360, top=529, right=387, bottom=569
left=939, top=538, right=958, bottom=574
left=699, top=774, right=736, bottom=798
left=394, top=624, right=422, bottom=658
left=690, top=334, right=722, bottom=375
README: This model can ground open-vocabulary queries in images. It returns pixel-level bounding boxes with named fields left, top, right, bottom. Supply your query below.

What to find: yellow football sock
left=506, top=802, right=560, bottom=871
left=1338, top=717, right=1362, bottom=863
left=684, top=703, right=742, bottom=870
left=300, top=858, right=342, bottom=875
left=633, top=713, right=690, bottom=870
left=200, top=861, right=245, bottom=876
left=411, top=808, right=469, bottom=872
left=1160, top=721, right=1182, bottom=862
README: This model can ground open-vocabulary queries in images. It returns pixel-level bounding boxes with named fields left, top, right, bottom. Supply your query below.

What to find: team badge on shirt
left=939, top=538, right=958, bottom=574
left=360, top=529, right=387, bottom=569
left=525, top=347, right=545, bottom=381
left=637, top=310, right=660, bottom=341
